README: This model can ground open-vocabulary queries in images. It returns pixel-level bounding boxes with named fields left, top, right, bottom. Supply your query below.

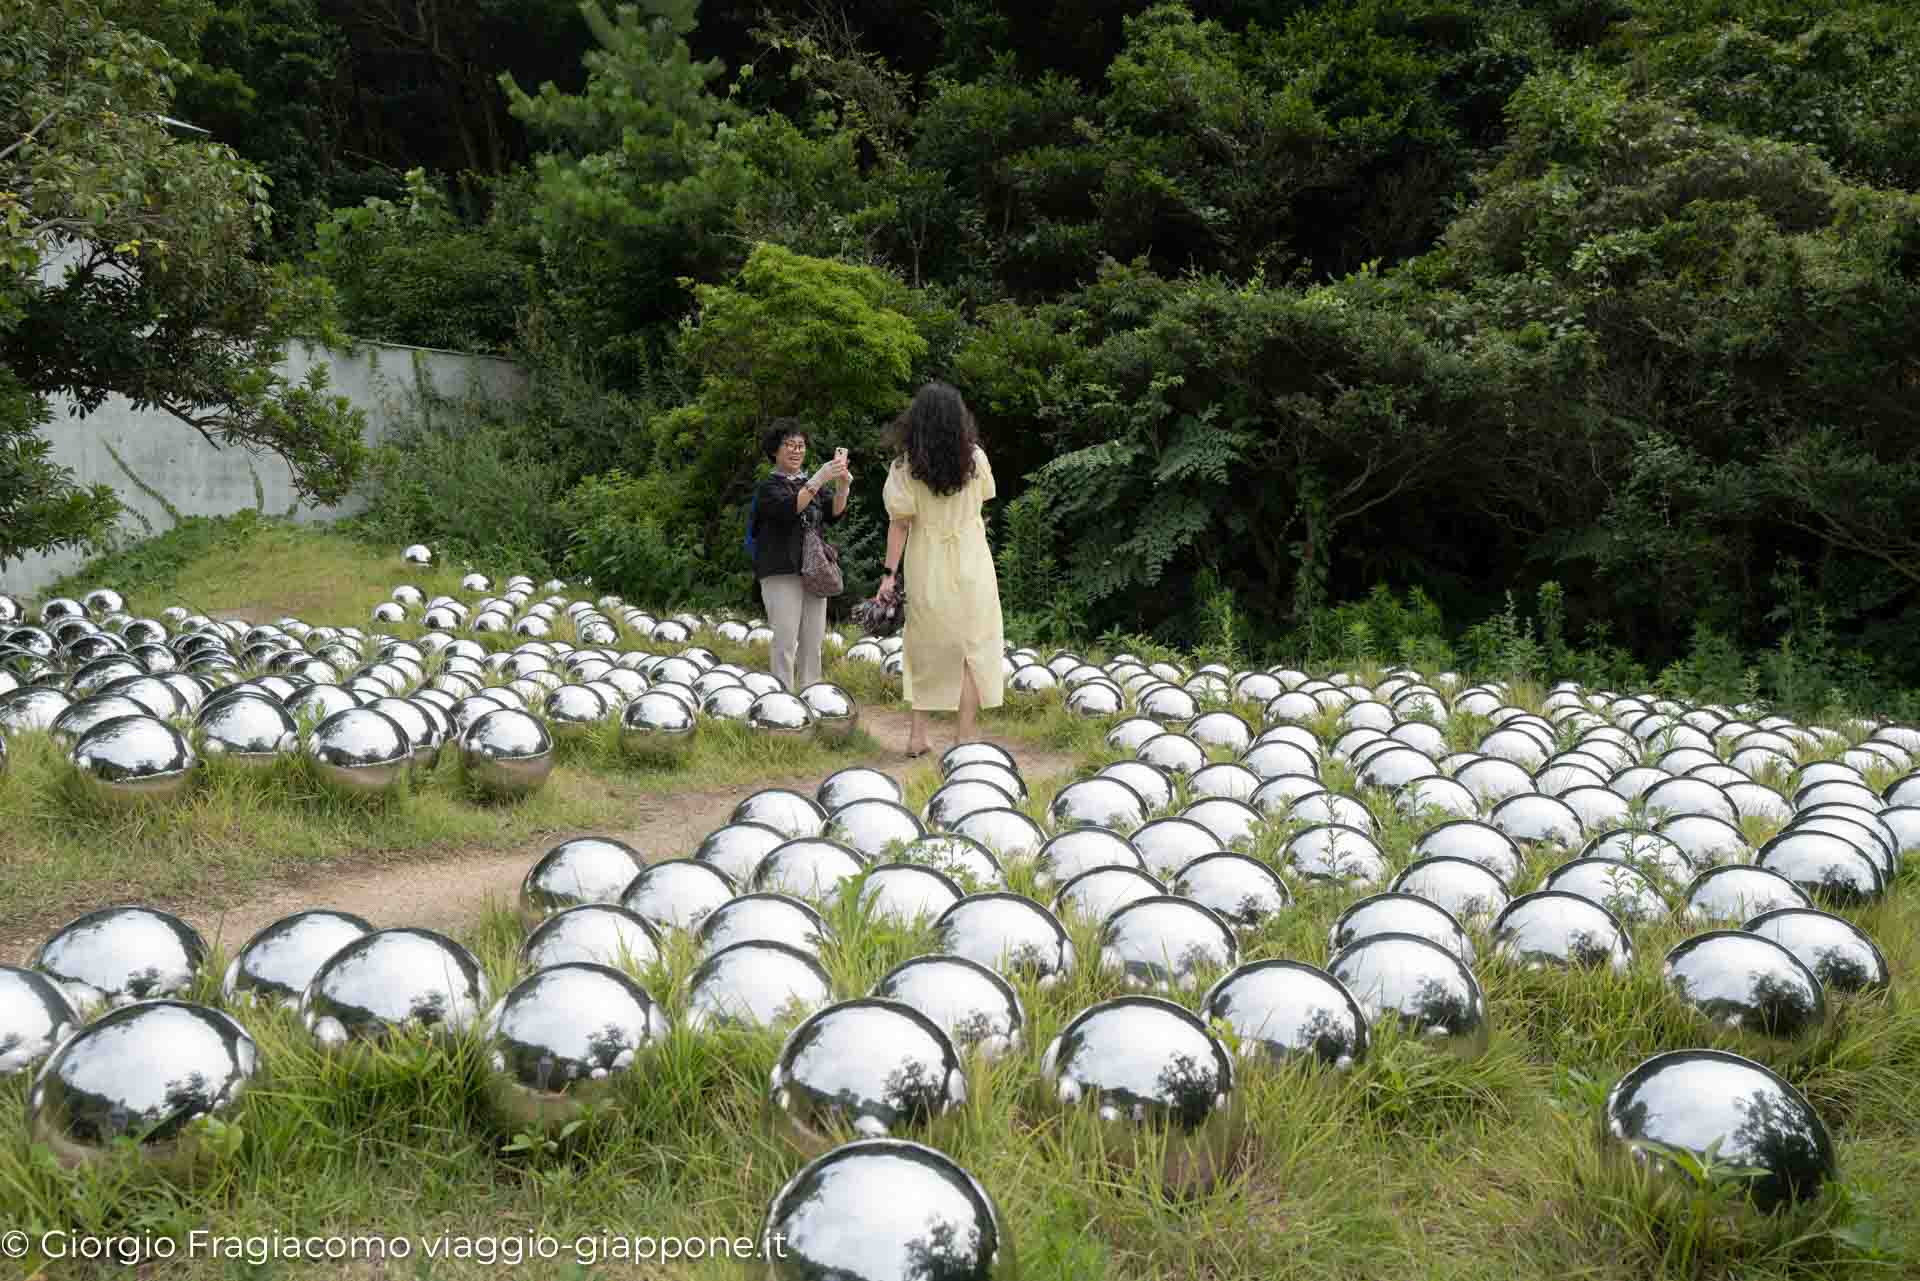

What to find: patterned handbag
left=850, top=578, right=906, bottom=637
left=800, top=527, right=843, bottom=597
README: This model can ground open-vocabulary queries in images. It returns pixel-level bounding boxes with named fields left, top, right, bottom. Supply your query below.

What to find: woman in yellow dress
left=879, top=382, right=1005, bottom=758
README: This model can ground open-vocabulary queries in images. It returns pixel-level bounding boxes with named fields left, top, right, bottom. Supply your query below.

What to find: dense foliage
left=17, top=0, right=1920, bottom=708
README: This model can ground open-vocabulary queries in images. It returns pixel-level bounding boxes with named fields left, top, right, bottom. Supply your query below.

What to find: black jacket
left=752, top=471, right=843, bottom=580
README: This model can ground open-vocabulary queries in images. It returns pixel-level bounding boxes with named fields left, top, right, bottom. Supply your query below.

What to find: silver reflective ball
left=1171, top=853, right=1292, bottom=931
left=1052, top=865, right=1166, bottom=925
left=620, top=858, right=737, bottom=930
left=69, top=715, right=197, bottom=807
left=1097, top=896, right=1238, bottom=990
left=871, top=955, right=1025, bottom=1061
left=304, top=707, right=410, bottom=796
left=1039, top=995, right=1240, bottom=1195
left=522, top=904, right=662, bottom=972
left=402, top=544, right=433, bottom=566
left=1131, top=817, right=1225, bottom=880
left=1491, top=891, right=1632, bottom=972
left=48, top=695, right=149, bottom=752
left=858, top=864, right=964, bottom=925
left=769, top=998, right=966, bottom=1153
left=1286, top=823, right=1390, bottom=890
left=733, top=788, right=828, bottom=839
left=934, top=893, right=1074, bottom=986
left=760, top=1138, right=1013, bottom=1281
left=1663, top=931, right=1826, bottom=1039
left=195, top=693, right=298, bottom=767
left=1682, top=865, right=1812, bottom=923
left=748, top=691, right=815, bottom=735
left=816, top=765, right=904, bottom=812
left=34, top=906, right=207, bottom=1011
left=1066, top=682, right=1123, bottom=718
left=0, top=966, right=80, bottom=1077
left=696, top=892, right=834, bottom=959
left=1202, top=959, right=1369, bottom=1070
left=1034, top=828, right=1145, bottom=890
left=1602, top=1049, right=1835, bottom=1213
left=798, top=682, right=858, bottom=740
left=483, top=962, right=668, bottom=1128
left=949, top=807, right=1048, bottom=863
left=823, top=798, right=926, bottom=859
left=460, top=707, right=553, bottom=799
left=620, top=690, right=698, bottom=757
left=1049, top=777, right=1148, bottom=833
left=27, top=1000, right=259, bottom=1172
left=752, top=838, right=869, bottom=907
left=1544, top=857, right=1669, bottom=925
left=1330, top=892, right=1475, bottom=964
left=1390, top=856, right=1512, bottom=925
left=221, top=909, right=373, bottom=1006
left=1138, top=732, right=1207, bottom=778
left=1743, top=907, right=1890, bottom=995
left=1327, top=932, right=1490, bottom=1058
left=1410, top=820, right=1524, bottom=884
left=521, top=836, right=645, bottom=923
left=896, top=834, right=1006, bottom=892
left=301, top=927, right=492, bottom=1047
left=545, top=684, right=610, bottom=739
left=689, top=820, right=786, bottom=884
left=1754, top=831, right=1884, bottom=908
left=684, top=940, right=834, bottom=1033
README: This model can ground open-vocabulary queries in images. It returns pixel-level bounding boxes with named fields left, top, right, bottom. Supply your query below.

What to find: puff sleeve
left=883, top=460, right=916, bottom=520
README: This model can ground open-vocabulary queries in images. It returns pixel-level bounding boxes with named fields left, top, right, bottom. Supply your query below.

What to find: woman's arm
left=880, top=517, right=911, bottom=595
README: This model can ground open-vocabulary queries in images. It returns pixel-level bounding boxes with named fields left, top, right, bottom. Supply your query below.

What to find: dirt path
left=2, top=708, right=1081, bottom=964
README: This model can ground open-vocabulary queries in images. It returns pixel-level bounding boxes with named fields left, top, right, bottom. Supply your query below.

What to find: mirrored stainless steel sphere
left=302, top=927, right=492, bottom=1046
left=825, top=798, right=926, bottom=859
left=620, top=858, right=737, bottom=930
left=1543, top=857, right=1669, bottom=925
left=1663, top=931, right=1826, bottom=1039
left=871, top=955, right=1025, bottom=1061
left=1034, top=828, right=1144, bottom=890
left=690, top=821, right=786, bottom=884
left=684, top=940, right=834, bottom=1033
left=1601, top=1049, right=1835, bottom=1213
left=1329, top=893, right=1474, bottom=965
left=896, top=834, right=1006, bottom=891
left=1742, top=907, right=1889, bottom=996
left=1490, top=891, right=1632, bottom=972
left=221, top=909, right=373, bottom=1005
left=1049, top=777, right=1148, bottom=833
left=1098, top=896, right=1238, bottom=990
left=695, top=893, right=834, bottom=959
left=0, top=966, right=80, bottom=1077
left=760, top=1139, right=1013, bottom=1281
left=1327, top=932, right=1490, bottom=1058
left=1681, top=866, right=1812, bottom=923
left=522, top=904, right=662, bottom=972
left=751, top=838, right=869, bottom=906
left=769, top=998, right=966, bottom=1152
left=798, top=682, right=858, bottom=740
left=27, top=1000, right=260, bottom=1171
left=748, top=691, right=814, bottom=735
left=1052, top=865, right=1167, bottom=925
left=305, top=707, right=411, bottom=795
left=1201, top=959, right=1369, bottom=1070
left=934, top=893, right=1074, bottom=986
left=817, top=765, right=904, bottom=812
left=1170, top=853, right=1292, bottom=931
left=69, top=715, right=198, bottom=807
left=33, top=906, right=207, bottom=1011
left=1754, top=832, right=1884, bottom=908
left=459, top=708, right=553, bottom=799
left=520, top=836, right=644, bottom=924
left=483, top=962, right=669, bottom=1128
left=924, top=779, right=1017, bottom=831
left=858, top=863, right=965, bottom=925
left=49, top=695, right=148, bottom=750
left=544, top=684, right=609, bottom=739
left=1039, top=996, right=1239, bottom=1194
left=949, top=807, right=1047, bottom=863
left=196, top=693, right=298, bottom=767
left=1285, top=824, right=1390, bottom=890
left=1390, top=856, right=1512, bottom=924
left=620, top=691, right=697, bottom=757
left=1130, top=817, right=1226, bottom=880
left=733, top=788, right=828, bottom=839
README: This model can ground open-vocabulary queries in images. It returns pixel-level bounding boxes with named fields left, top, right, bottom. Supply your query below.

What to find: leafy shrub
left=558, top=470, right=747, bottom=609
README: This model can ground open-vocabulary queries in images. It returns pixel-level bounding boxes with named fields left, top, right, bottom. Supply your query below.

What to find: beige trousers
left=760, top=574, right=828, bottom=692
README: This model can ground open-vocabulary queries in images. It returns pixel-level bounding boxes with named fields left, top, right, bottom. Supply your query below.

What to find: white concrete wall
left=3, top=340, right=525, bottom=595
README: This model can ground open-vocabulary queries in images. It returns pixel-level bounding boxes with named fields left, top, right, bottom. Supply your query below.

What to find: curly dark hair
left=762, top=417, right=807, bottom=463
left=886, top=382, right=978, bottom=496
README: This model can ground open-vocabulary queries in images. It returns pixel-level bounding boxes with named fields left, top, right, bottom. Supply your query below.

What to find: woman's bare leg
left=907, top=709, right=931, bottom=756
left=956, top=663, right=981, bottom=746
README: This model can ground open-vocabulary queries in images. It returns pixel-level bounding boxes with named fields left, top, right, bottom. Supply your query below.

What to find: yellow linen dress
left=882, top=446, right=1005, bottom=712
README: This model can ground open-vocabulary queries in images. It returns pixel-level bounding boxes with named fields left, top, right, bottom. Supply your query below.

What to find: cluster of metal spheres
left=0, top=578, right=860, bottom=806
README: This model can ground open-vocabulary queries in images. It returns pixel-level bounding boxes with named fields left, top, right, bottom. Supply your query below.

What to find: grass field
left=0, top=520, right=1914, bottom=1279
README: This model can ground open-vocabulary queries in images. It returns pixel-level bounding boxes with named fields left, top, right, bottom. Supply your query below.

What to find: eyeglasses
left=781, top=439, right=807, bottom=450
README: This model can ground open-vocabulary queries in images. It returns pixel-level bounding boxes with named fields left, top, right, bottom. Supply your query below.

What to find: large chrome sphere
left=752, top=839, right=869, bottom=906
left=1327, top=932, right=1490, bottom=1058
left=195, top=693, right=298, bottom=767
left=1601, top=1049, right=1835, bottom=1213
left=0, top=966, right=81, bottom=1077
left=1129, top=818, right=1224, bottom=880
left=522, top=904, right=662, bottom=972
left=1039, top=995, right=1240, bottom=1195
left=1329, top=893, right=1474, bottom=964
left=1202, top=959, right=1369, bottom=1070
left=33, top=906, right=207, bottom=1012
left=620, top=858, right=737, bottom=931
left=1049, top=777, right=1148, bottom=833
left=695, top=893, right=834, bottom=960
left=760, top=1138, right=1013, bottom=1281
left=1663, top=931, right=1826, bottom=1039
left=69, top=715, right=198, bottom=807
left=871, top=954, right=1025, bottom=1061
left=27, top=1000, right=260, bottom=1172
left=896, top=834, right=1006, bottom=891
left=544, top=684, right=609, bottom=740
left=769, top=998, right=966, bottom=1153
left=1490, top=891, right=1632, bottom=972
left=1033, top=828, right=1145, bottom=891
left=1544, top=857, right=1669, bottom=925
left=1052, top=865, right=1166, bottom=926
left=1097, top=896, right=1238, bottom=991
left=733, top=788, right=829, bottom=839
left=684, top=940, right=834, bottom=1033
left=619, top=691, right=697, bottom=758
left=924, top=779, right=1017, bottom=832
left=302, top=927, right=492, bottom=1047
left=521, top=836, right=645, bottom=923
left=817, top=765, right=904, bottom=812
left=1390, top=856, right=1512, bottom=925
left=1682, top=865, right=1811, bottom=923
left=798, top=682, right=858, bottom=741
left=949, top=807, right=1047, bottom=863
left=933, top=893, right=1074, bottom=986
left=1754, top=831, right=1884, bottom=908
left=1181, top=797, right=1264, bottom=852
left=482, top=962, right=669, bottom=1128
left=691, top=821, right=787, bottom=885
left=305, top=707, right=411, bottom=796
left=748, top=691, right=814, bottom=735
left=402, top=544, right=433, bottom=566
left=1171, top=853, right=1292, bottom=931
left=1285, top=824, right=1390, bottom=890
left=221, top=909, right=374, bottom=1006
left=459, top=708, right=553, bottom=799
left=1743, top=907, right=1890, bottom=995
left=824, top=798, right=926, bottom=859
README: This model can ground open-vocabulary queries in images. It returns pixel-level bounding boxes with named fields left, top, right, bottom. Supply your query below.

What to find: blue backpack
left=743, top=486, right=759, bottom=559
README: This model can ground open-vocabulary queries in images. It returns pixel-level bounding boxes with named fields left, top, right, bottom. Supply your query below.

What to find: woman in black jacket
left=751, top=418, right=848, bottom=691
